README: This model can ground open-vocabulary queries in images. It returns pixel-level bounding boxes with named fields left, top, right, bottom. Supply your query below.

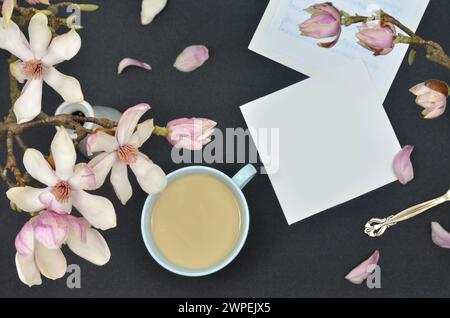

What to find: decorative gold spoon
left=364, top=189, right=450, bottom=237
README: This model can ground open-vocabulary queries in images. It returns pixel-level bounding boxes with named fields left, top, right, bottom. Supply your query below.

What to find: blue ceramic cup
left=141, top=164, right=257, bottom=277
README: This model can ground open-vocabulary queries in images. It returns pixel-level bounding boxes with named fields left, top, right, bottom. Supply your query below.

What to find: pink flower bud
left=299, top=2, right=342, bottom=48
left=410, top=80, right=449, bottom=119
left=356, top=20, right=396, bottom=56
left=173, top=45, right=209, bottom=72
left=166, top=118, right=216, bottom=151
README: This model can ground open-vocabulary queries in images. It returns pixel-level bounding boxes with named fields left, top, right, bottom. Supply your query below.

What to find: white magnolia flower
left=0, top=13, right=84, bottom=123
left=15, top=212, right=111, bottom=287
left=87, top=104, right=167, bottom=205
left=7, top=128, right=117, bottom=231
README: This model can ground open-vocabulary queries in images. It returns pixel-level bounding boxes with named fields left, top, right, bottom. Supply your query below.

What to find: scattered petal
left=174, top=45, right=209, bottom=72
left=393, top=146, right=415, bottom=185
left=345, top=250, right=380, bottom=284
left=431, top=222, right=450, bottom=249
left=141, top=0, right=167, bottom=25
left=118, top=58, right=152, bottom=74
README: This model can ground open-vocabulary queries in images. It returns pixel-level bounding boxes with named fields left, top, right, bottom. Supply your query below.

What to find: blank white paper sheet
left=240, top=61, right=401, bottom=225
left=249, top=0, right=429, bottom=101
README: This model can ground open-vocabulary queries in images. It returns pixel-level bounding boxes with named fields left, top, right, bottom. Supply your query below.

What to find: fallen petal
left=431, top=222, right=450, bottom=249
left=393, top=146, right=415, bottom=185
left=345, top=250, right=380, bottom=284
left=118, top=58, right=152, bottom=74
left=141, top=0, right=167, bottom=25
left=174, top=45, right=209, bottom=72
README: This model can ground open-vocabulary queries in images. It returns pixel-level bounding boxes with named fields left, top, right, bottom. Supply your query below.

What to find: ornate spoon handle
left=364, top=194, right=449, bottom=237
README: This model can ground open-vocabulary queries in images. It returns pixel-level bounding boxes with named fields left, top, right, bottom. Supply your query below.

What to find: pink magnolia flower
left=410, top=80, right=449, bottom=119
left=299, top=2, right=342, bottom=48
left=87, top=104, right=167, bottom=205
left=0, top=12, right=83, bottom=123
left=7, top=128, right=116, bottom=231
left=15, top=211, right=110, bottom=287
left=345, top=250, right=380, bottom=284
left=356, top=20, right=396, bottom=56
left=166, top=118, right=217, bottom=151
left=174, top=45, right=209, bottom=72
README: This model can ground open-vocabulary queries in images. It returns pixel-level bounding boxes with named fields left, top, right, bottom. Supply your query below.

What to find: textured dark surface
left=0, top=0, right=449, bottom=298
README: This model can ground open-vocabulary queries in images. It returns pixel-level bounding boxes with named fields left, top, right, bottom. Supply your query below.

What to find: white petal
left=72, top=190, right=117, bottom=231
left=38, top=190, right=73, bottom=214
left=69, top=163, right=96, bottom=190
left=14, top=79, right=43, bottom=124
left=117, top=104, right=151, bottom=146
left=41, top=29, right=81, bottom=66
left=88, top=152, right=117, bottom=190
left=10, top=60, right=26, bottom=84
left=67, top=227, right=111, bottom=266
left=35, top=243, right=67, bottom=280
left=111, top=160, right=132, bottom=205
left=0, top=18, right=33, bottom=61
left=130, top=153, right=167, bottom=194
left=28, top=13, right=52, bottom=59
left=141, top=0, right=167, bottom=25
left=15, top=253, right=42, bottom=287
left=51, top=127, right=76, bottom=181
left=23, top=149, right=58, bottom=186
left=7, top=186, right=46, bottom=213
left=44, top=66, right=83, bottom=102
left=86, top=132, right=118, bottom=156
left=129, top=119, right=154, bottom=148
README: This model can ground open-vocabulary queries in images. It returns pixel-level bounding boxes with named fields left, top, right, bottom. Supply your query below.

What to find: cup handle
left=232, top=164, right=257, bottom=190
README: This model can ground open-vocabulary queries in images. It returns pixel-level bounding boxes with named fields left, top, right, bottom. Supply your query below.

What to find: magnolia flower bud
left=356, top=20, right=396, bottom=56
left=166, top=118, right=216, bottom=151
left=299, top=2, right=342, bottom=48
left=410, top=80, right=449, bottom=119
left=141, top=0, right=167, bottom=25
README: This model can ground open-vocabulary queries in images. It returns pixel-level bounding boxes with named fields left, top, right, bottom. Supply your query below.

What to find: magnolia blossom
left=15, top=211, right=110, bottom=287
left=7, top=128, right=116, bottom=231
left=356, top=20, right=396, bottom=56
left=299, top=2, right=342, bottom=48
left=0, top=13, right=83, bottom=123
left=166, top=118, right=216, bottom=151
left=410, top=80, right=449, bottom=119
left=87, top=104, right=167, bottom=205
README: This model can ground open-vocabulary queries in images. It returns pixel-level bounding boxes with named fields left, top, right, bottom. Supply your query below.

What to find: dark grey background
left=0, top=0, right=449, bottom=298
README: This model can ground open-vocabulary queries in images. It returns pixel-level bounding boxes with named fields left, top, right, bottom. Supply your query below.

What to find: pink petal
left=424, top=105, right=446, bottom=119
left=431, top=222, right=450, bottom=249
left=129, top=153, right=167, bottom=194
left=33, top=211, right=70, bottom=249
left=23, top=149, right=58, bottom=186
left=15, top=253, right=42, bottom=287
left=410, top=82, right=430, bottom=96
left=51, top=127, right=76, bottom=181
left=15, top=220, right=35, bottom=257
left=66, top=215, right=87, bottom=243
left=393, top=146, right=415, bottom=185
left=14, top=78, right=43, bottom=124
left=111, top=160, right=132, bottom=205
left=174, top=45, right=209, bottom=72
left=86, top=132, right=118, bottom=156
left=71, top=190, right=117, bottom=231
left=118, top=58, right=152, bottom=74
left=39, top=190, right=73, bottom=214
left=345, top=250, right=380, bottom=284
left=116, top=104, right=151, bottom=146
left=7, top=186, right=46, bottom=213
left=88, top=152, right=117, bottom=190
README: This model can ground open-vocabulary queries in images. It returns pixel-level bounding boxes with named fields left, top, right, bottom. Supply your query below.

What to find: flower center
left=22, top=60, right=46, bottom=79
left=117, top=144, right=138, bottom=164
left=51, top=181, right=71, bottom=203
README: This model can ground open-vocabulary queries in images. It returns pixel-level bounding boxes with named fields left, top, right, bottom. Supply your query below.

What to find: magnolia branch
left=341, top=10, right=450, bottom=70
